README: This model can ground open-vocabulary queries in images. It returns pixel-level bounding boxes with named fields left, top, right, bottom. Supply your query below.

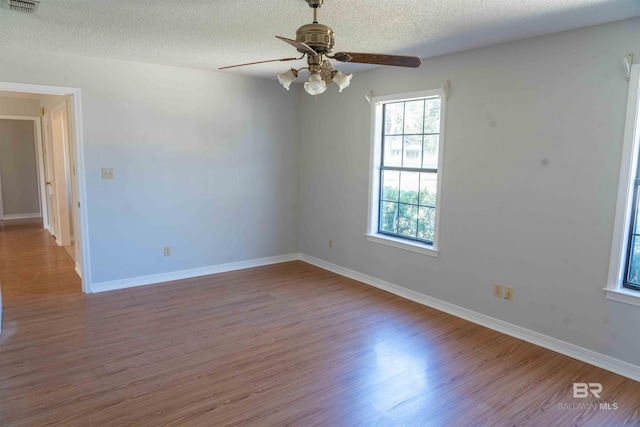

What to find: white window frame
left=606, top=63, right=640, bottom=307
left=366, top=88, right=446, bottom=257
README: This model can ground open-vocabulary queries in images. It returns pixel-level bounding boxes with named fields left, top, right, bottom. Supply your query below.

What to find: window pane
left=404, top=100, right=424, bottom=134
left=399, top=171, right=419, bottom=205
left=403, top=135, right=422, bottom=168
left=418, top=206, right=436, bottom=242
left=385, top=102, right=404, bottom=135
left=397, top=204, right=418, bottom=237
left=634, top=193, right=640, bottom=233
left=419, top=173, right=437, bottom=207
left=383, top=136, right=402, bottom=166
left=380, top=201, right=398, bottom=233
left=625, top=186, right=640, bottom=288
left=627, top=236, right=640, bottom=285
left=424, top=98, right=441, bottom=133
left=422, top=134, right=439, bottom=169
left=381, top=170, right=400, bottom=202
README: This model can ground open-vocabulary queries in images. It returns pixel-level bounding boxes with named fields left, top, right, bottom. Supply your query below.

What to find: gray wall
left=298, top=18, right=640, bottom=367
left=0, top=119, right=40, bottom=217
left=0, top=48, right=300, bottom=284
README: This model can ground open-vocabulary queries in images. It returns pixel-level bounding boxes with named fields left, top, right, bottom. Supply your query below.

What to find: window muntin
left=378, top=97, right=442, bottom=244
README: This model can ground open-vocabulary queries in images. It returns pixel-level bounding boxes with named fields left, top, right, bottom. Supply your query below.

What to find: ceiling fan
left=219, top=0, right=422, bottom=95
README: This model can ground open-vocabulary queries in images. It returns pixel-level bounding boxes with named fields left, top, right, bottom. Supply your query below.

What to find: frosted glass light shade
left=277, top=69, right=298, bottom=90
left=304, top=73, right=327, bottom=95
left=332, top=71, right=353, bottom=92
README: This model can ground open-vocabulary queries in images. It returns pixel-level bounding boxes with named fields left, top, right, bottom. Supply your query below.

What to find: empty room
left=1, top=0, right=640, bottom=425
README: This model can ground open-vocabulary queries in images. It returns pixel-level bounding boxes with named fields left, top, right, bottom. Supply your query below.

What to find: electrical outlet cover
left=493, top=283, right=503, bottom=298
left=505, top=287, right=513, bottom=300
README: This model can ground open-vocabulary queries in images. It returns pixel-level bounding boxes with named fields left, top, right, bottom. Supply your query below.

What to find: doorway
left=0, top=115, right=45, bottom=226
left=0, top=82, right=90, bottom=293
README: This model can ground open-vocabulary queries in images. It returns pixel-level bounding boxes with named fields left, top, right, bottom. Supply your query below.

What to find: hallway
left=0, top=222, right=80, bottom=303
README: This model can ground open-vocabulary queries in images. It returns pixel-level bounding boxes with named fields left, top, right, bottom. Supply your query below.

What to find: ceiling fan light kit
left=304, top=72, right=328, bottom=95
left=277, top=69, right=298, bottom=90
left=331, top=71, right=352, bottom=92
left=220, top=0, right=421, bottom=96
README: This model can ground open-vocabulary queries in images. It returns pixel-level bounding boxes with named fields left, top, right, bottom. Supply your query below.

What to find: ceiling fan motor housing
left=304, top=0, right=324, bottom=8
left=296, top=23, right=334, bottom=54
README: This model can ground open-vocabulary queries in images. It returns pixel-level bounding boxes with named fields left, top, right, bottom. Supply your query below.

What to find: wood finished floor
left=1, top=225, right=639, bottom=426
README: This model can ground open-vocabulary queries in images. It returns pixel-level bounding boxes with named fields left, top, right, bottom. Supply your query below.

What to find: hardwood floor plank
left=1, top=224, right=639, bottom=426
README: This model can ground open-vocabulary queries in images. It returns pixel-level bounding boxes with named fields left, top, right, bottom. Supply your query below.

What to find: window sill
left=604, top=287, right=640, bottom=307
left=366, top=233, right=439, bottom=257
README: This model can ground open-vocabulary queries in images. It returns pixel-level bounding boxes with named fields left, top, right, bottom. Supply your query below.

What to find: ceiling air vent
left=7, top=0, right=39, bottom=12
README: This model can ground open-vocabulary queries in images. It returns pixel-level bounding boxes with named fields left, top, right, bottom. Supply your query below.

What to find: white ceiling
left=0, top=0, right=638, bottom=79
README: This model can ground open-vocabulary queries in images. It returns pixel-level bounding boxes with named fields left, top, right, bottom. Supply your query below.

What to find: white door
left=51, top=105, right=72, bottom=246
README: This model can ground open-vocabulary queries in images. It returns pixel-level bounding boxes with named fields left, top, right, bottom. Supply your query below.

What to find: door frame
left=0, top=115, right=46, bottom=228
left=0, top=82, right=91, bottom=293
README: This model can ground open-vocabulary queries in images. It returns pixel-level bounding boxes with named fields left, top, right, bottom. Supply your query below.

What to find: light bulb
left=304, top=73, right=327, bottom=95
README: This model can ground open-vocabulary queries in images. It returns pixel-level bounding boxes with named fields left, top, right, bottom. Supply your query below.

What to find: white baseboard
left=91, top=253, right=300, bottom=294
left=1, top=213, right=41, bottom=220
left=299, top=254, right=640, bottom=383
left=75, top=262, right=82, bottom=279
left=87, top=251, right=640, bottom=382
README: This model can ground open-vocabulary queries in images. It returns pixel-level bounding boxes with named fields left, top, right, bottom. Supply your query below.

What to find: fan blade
left=333, top=52, right=422, bottom=68
left=219, top=57, right=301, bottom=70
left=276, top=36, right=317, bottom=56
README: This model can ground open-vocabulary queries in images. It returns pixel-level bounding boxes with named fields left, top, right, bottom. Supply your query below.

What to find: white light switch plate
left=102, top=168, right=114, bottom=179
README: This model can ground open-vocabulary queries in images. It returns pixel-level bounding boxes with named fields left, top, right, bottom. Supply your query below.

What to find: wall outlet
left=329, top=240, right=334, bottom=249
left=504, top=286, right=514, bottom=301
left=493, top=283, right=503, bottom=298
left=101, top=167, right=114, bottom=179
left=163, top=246, right=171, bottom=257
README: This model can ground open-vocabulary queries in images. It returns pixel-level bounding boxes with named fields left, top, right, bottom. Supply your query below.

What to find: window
left=606, top=63, right=640, bottom=306
left=367, top=89, right=445, bottom=256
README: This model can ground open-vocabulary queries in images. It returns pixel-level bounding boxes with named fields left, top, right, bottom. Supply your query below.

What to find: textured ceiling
left=0, top=0, right=639, bottom=79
